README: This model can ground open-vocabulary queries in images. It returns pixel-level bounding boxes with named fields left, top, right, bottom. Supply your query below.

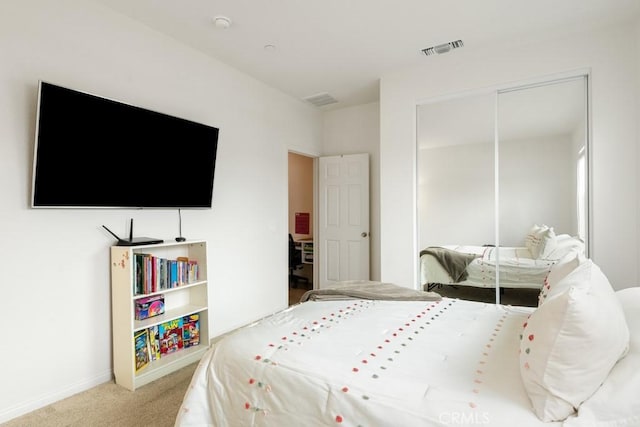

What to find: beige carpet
left=2, top=362, right=199, bottom=427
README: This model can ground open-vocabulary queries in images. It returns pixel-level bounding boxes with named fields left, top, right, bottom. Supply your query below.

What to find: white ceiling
left=92, top=0, right=640, bottom=111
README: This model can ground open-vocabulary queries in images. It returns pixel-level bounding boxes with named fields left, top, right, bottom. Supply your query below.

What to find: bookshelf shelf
left=110, top=240, right=209, bottom=391
left=132, top=280, right=207, bottom=300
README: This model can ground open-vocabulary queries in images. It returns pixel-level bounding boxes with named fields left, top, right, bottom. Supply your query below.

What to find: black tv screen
left=32, top=81, right=219, bottom=208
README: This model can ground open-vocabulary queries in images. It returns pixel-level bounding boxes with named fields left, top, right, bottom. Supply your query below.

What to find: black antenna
left=175, top=209, right=186, bottom=242
left=102, top=225, right=121, bottom=241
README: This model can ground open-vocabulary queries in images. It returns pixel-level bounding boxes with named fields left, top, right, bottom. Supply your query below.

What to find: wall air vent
left=421, top=39, right=464, bottom=56
left=303, top=92, right=338, bottom=107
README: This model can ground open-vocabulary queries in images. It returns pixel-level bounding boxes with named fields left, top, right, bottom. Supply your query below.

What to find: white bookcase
left=110, top=240, right=209, bottom=391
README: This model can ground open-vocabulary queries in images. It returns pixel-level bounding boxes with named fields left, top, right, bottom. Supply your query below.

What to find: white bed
left=176, top=297, right=548, bottom=426
left=421, top=244, right=556, bottom=290
left=421, top=228, right=586, bottom=291
left=175, top=268, right=640, bottom=427
left=175, top=269, right=639, bottom=427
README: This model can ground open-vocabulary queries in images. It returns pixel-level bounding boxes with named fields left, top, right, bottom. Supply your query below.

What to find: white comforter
left=175, top=298, right=556, bottom=426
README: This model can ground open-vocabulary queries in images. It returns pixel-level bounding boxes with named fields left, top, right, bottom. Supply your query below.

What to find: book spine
left=134, top=254, right=144, bottom=295
left=151, top=256, right=157, bottom=293
left=158, top=259, right=162, bottom=290
left=170, top=260, right=178, bottom=288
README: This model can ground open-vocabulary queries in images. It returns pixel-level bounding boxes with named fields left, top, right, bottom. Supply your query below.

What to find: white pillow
left=525, top=224, right=558, bottom=259
left=563, top=287, right=640, bottom=427
left=525, top=224, right=547, bottom=254
left=519, top=261, right=630, bottom=422
left=545, top=234, right=585, bottom=260
left=538, top=251, right=586, bottom=306
left=537, top=227, right=558, bottom=259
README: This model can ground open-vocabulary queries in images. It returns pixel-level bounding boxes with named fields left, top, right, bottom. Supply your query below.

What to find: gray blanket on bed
left=300, top=280, right=442, bottom=302
left=419, top=247, right=479, bottom=283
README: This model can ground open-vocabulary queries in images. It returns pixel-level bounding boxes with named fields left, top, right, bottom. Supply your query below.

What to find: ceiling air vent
left=421, top=39, right=464, bottom=56
left=303, top=92, right=338, bottom=107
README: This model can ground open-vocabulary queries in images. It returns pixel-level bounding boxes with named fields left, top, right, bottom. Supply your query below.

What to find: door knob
left=361, top=232, right=368, bottom=238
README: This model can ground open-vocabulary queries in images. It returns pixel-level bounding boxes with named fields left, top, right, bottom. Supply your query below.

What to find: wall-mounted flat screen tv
left=31, top=81, right=219, bottom=208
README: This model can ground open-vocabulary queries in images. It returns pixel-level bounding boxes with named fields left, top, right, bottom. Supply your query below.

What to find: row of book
left=134, top=314, right=201, bottom=372
left=133, top=253, right=199, bottom=295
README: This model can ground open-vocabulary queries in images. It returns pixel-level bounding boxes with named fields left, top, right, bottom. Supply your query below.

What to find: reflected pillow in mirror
left=545, top=234, right=585, bottom=260
left=525, top=224, right=547, bottom=253
left=525, top=225, right=557, bottom=259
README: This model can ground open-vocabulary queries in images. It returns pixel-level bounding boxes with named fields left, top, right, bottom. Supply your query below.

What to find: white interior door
left=318, top=154, right=370, bottom=287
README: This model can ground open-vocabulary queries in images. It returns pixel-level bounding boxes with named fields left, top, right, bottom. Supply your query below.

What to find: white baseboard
left=0, top=369, right=113, bottom=424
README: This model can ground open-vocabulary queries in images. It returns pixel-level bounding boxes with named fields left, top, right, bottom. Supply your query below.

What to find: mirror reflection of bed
left=417, top=75, right=588, bottom=306
left=420, top=225, right=585, bottom=307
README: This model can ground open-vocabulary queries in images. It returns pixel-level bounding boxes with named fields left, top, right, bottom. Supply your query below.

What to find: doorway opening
left=288, top=152, right=314, bottom=305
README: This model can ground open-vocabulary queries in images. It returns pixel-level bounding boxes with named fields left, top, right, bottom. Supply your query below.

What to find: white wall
left=418, top=135, right=574, bottom=249
left=499, top=135, right=574, bottom=246
left=323, top=102, right=381, bottom=280
left=418, top=141, right=495, bottom=247
left=0, top=0, right=322, bottom=422
left=380, top=22, right=639, bottom=290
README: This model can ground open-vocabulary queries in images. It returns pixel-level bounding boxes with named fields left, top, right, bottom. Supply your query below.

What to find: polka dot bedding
left=175, top=298, right=557, bottom=427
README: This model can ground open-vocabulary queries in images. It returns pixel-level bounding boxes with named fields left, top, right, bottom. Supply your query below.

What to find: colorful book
left=188, top=260, right=199, bottom=283
left=134, top=254, right=145, bottom=295
left=177, top=257, right=189, bottom=285
left=170, top=260, right=178, bottom=288
left=134, top=329, right=150, bottom=371
left=159, top=318, right=183, bottom=355
left=182, top=314, right=200, bottom=348
left=159, top=259, right=167, bottom=290
left=148, top=325, right=161, bottom=361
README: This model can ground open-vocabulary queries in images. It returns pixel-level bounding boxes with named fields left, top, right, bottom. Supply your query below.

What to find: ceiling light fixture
left=421, top=39, right=464, bottom=56
left=213, top=16, right=232, bottom=29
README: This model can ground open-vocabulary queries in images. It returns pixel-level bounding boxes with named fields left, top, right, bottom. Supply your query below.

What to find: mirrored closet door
left=417, top=75, right=589, bottom=305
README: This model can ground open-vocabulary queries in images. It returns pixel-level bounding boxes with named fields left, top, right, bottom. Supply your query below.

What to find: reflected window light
left=577, top=147, right=586, bottom=241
